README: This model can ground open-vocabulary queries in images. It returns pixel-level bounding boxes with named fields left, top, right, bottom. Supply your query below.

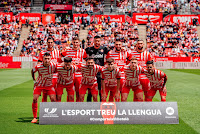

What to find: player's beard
left=138, top=46, right=143, bottom=50
left=115, top=48, right=121, bottom=52
left=88, top=65, right=93, bottom=69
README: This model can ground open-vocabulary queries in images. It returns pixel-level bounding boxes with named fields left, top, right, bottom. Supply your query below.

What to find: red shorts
left=52, top=78, right=57, bottom=88
left=33, top=86, right=56, bottom=95
left=148, top=87, right=167, bottom=97
left=122, top=85, right=143, bottom=94
left=56, top=83, right=75, bottom=95
left=139, top=77, right=150, bottom=91
left=101, top=86, right=117, bottom=96
left=79, top=83, right=98, bottom=95
left=73, top=77, right=82, bottom=92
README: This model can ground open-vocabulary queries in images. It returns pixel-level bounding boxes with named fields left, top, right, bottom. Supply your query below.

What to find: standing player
left=106, top=39, right=132, bottom=101
left=61, top=37, right=85, bottom=102
left=38, top=37, right=61, bottom=102
left=55, top=57, right=78, bottom=102
left=101, top=58, right=121, bottom=102
left=31, top=52, right=57, bottom=123
left=144, top=60, right=168, bottom=102
left=130, top=39, right=153, bottom=101
left=121, top=57, right=144, bottom=102
left=84, top=36, right=110, bottom=102
left=78, top=57, right=102, bottom=102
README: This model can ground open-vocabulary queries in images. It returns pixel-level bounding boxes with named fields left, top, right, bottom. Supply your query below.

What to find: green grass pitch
left=0, top=69, right=200, bottom=134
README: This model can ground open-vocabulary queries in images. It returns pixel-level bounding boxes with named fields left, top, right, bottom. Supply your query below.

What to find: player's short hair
left=130, top=57, right=138, bottom=61
left=64, top=57, right=72, bottom=63
left=43, top=52, right=51, bottom=57
left=115, top=37, right=121, bottom=42
left=106, top=58, right=114, bottom=63
left=94, top=35, right=101, bottom=39
left=73, top=37, right=80, bottom=41
left=47, top=37, right=54, bottom=42
left=146, top=60, right=154, bottom=65
left=85, top=56, right=94, bottom=61
left=137, top=39, right=144, bottom=43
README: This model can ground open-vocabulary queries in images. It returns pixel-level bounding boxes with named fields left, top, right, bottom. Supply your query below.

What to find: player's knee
left=68, top=95, right=74, bottom=101
left=92, top=95, right=98, bottom=102
left=57, top=96, right=62, bottom=101
left=79, top=95, right=84, bottom=102
left=147, top=95, right=153, bottom=99
left=33, top=98, right=38, bottom=103
left=121, top=96, right=127, bottom=102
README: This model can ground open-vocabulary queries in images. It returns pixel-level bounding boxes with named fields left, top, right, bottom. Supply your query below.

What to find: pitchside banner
left=170, top=15, right=200, bottom=25
left=19, top=13, right=41, bottom=24
left=132, top=13, right=163, bottom=24
left=0, top=12, right=13, bottom=22
left=39, top=102, right=179, bottom=125
left=44, top=4, right=73, bottom=10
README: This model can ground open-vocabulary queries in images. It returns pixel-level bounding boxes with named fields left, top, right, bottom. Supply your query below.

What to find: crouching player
left=121, top=57, right=144, bottom=102
left=101, top=58, right=121, bottom=102
left=144, top=60, right=168, bottom=102
left=55, top=57, right=78, bottom=102
left=31, top=52, right=57, bottom=123
left=78, top=57, right=102, bottom=102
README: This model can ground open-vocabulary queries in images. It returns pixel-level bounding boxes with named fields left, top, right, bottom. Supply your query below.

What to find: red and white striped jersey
left=55, top=64, right=78, bottom=85
left=144, top=69, right=166, bottom=89
left=61, top=48, right=85, bottom=78
left=38, top=49, right=61, bottom=63
left=78, top=64, right=102, bottom=85
left=106, top=49, right=132, bottom=68
left=106, top=49, right=132, bottom=79
left=38, top=49, right=61, bottom=78
left=122, top=65, right=144, bottom=87
left=61, top=48, right=85, bottom=64
left=130, top=50, right=153, bottom=68
left=32, top=62, right=56, bottom=87
left=101, top=67, right=121, bottom=87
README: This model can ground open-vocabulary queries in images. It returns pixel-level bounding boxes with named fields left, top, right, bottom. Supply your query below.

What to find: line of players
left=31, top=36, right=168, bottom=123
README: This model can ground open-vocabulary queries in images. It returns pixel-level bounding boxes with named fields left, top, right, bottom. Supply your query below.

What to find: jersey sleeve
left=83, top=48, right=88, bottom=59
left=32, top=65, right=38, bottom=73
left=38, top=52, right=43, bottom=62
left=148, top=53, right=154, bottom=61
left=116, top=69, right=121, bottom=79
left=160, top=71, right=166, bottom=78
left=126, top=51, right=132, bottom=65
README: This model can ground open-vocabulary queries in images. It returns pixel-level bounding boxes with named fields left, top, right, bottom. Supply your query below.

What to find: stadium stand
left=87, top=17, right=139, bottom=49
left=190, top=0, right=200, bottom=12
left=20, top=21, right=80, bottom=56
left=73, top=0, right=104, bottom=14
left=0, top=0, right=31, bottom=14
left=0, top=21, right=22, bottom=56
left=117, top=0, right=178, bottom=14
left=146, top=21, right=200, bottom=57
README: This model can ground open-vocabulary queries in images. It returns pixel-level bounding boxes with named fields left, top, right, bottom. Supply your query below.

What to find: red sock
left=32, top=102, right=38, bottom=118
left=109, top=95, right=114, bottom=102
left=57, top=100, right=61, bottom=102
left=42, top=92, right=48, bottom=102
